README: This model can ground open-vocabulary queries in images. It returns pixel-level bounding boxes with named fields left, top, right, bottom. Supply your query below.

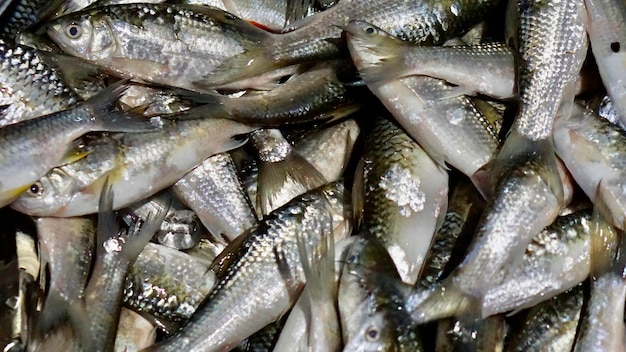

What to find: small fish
left=345, top=20, right=501, bottom=190
left=0, top=81, right=159, bottom=208
left=144, top=182, right=350, bottom=352
left=46, top=4, right=278, bottom=93
left=11, top=115, right=257, bottom=216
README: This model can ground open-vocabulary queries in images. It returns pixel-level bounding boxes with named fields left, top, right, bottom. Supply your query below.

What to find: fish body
left=0, top=82, right=157, bottom=208
left=584, top=0, right=626, bottom=126
left=172, top=152, right=258, bottom=243
left=11, top=116, right=256, bottom=216
left=553, top=105, right=626, bottom=229
left=359, top=115, right=448, bottom=285
left=0, top=38, right=79, bottom=127
left=145, top=182, right=350, bottom=352
left=47, top=3, right=275, bottom=93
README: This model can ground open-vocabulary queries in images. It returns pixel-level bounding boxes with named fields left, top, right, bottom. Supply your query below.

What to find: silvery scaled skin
left=358, top=115, right=448, bottom=285
left=47, top=3, right=274, bottom=93
left=11, top=117, right=257, bottom=216
left=172, top=152, right=258, bottom=243
left=584, top=0, right=626, bottom=126
left=0, top=38, right=79, bottom=127
left=511, top=0, right=588, bottom=140
left=124, top=243, right=216, bottom=330
left=508, top=286, right=584, bottom=352
left=145, top=182, right=351, bottom=352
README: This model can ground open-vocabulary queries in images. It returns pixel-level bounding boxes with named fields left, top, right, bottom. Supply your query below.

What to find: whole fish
left=356, top=114, right=448, bottom=285
left=181, top=60, right=360, bottom=127
left=11, top=115, right=257, bottom=216
left=46, top=4, right=280, bottom=93
left=0, top=38, right=79, bottom=127
left=144, top=182, right=350, bottom=352
left=0, top=81, right=159, bottom=208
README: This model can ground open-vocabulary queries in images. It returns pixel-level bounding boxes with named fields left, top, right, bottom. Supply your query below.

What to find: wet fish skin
left=183, top=60, right=360, bottom=127
left=507, top=286, right=584, bottom=352
left=345, top=20, right=501, bottom=184
left=123, top=243, right=215, bottom=331
left=0, top=0, right=66, bottom=40
left=199, top=0, right=504, bottom=86
left=47, top=3, right=275, bottom=93
left=351, top=32, right=516, bottom=99
left=512, top=0, right=588, bottom=140
left=0, top=82, right=158, bottom=208
left=173, top=152, right=258, bottom=243
left=0, top=38, right=79, bottom=127
left=436, top=315, right=505, bottom=352
left=144, top=182, right=350, bottom=352
left=482, top=209, right=592, bottom=316
left=358, top=114, right=448, bottom=285
left=553, top=105, right=626, bottom=230
left=11, top=116, right=257, bottom=217
left=584, top=0, right=626, bottom=126
left=339, top=235, right=424, bottom=352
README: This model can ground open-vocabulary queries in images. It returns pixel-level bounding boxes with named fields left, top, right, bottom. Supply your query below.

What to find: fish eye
left=365, top=326, right=379, bottom=341
left=28, top=182, right=44, bottom=196
left=365, top=27, right=375, bottom=34
left=65, top=23, right=82, bottom=39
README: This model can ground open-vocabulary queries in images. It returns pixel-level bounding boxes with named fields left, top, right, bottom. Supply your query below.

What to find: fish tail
left=409, top=279, right=480, bottom=324
left=86, top=80, right=164, bottom=133
left=255, top=137, right=327, bottom=215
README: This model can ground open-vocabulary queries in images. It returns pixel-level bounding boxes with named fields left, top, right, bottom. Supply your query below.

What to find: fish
left=338, top=235, right=424, bottom=352
left=345, top=21, right=501, bottom=188
left=144, top=182, right=350, bottom=352
left=572, top=212, right=626, bottom=352
left=250, top=128, right=326, bottom=216
left=355, top=114, right=448, bottom=285
left=46, top=3, right=280, bottom=93
left=435, top=316, right=506, bottom=352
left=507, top=286, right=584, bottom=352
left=172, top=152, right=258, bottom=243
left=0, top=81, right=160, bottom=208
left=123, top=242, right=215, bottom=333
left=194, top=0, right=504, bottom=86
left=180, top=59, right=361, bottom=127
left=553, top=104, right=626, bottom=230
left=76, top=181, right=168, bottom=351
left=0, top=38, right=79, bottom=127
left=0, top=0, right=66, bottom=40
left=11, top=114, right=257, bottom=216
left=583, top=0, right=626, bottom=126
left=349, top=35, right=516, bottom=100
left=114, top=308, right=157, bottom=352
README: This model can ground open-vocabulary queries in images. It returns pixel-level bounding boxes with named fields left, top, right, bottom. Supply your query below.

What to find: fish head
left=47, top=11, right=116, bottom=61
left=10, top=169, right=77, bottom=216
left=343, top=20, right=400, bottom=71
